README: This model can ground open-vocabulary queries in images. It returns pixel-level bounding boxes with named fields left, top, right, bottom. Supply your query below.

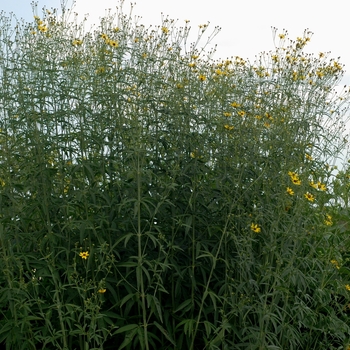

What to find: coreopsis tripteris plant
left=1, top=4, right=350, bottom=350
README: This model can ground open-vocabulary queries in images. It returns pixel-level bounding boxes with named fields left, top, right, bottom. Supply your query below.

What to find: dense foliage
left=1, top=2, right=350, bottom=349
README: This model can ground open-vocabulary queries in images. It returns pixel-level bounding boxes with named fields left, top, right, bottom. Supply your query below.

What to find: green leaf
left=153, top=321, right=176, bottom=346
left=115, top=324, right=139, bottom=334
left=173, top=299, right=193, bottom=314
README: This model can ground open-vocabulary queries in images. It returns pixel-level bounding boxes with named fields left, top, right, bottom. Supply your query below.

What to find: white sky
left=2, top=0, right=350, bottom=85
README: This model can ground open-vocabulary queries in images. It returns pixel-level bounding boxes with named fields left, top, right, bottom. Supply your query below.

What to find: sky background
left=2, top=0, right=350, bottom=85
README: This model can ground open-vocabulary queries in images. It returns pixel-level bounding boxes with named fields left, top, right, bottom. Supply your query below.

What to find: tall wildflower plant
left=1, top=2, right=350, bottom=349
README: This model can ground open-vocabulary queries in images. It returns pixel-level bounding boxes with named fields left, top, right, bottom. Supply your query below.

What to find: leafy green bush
left=1, top=2, right=350, bottom=349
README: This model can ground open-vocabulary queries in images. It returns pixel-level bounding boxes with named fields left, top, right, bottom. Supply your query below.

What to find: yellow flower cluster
left=288, top=171, right=301, bottom=185
left=34, top=16, right=48, bottom=33
left=305, top=153, right=313, bottom=161
left=295, top=35, right=310, bottom=50
left=309, top=181, right=327, bottom=191
left=161, top=26, right=169, bottom=34
left=100, top=33, right=118, bottom=48
left=212, top=60, right=235, bottom=77
left=324, top=214, right=333, bottom=226
left=253, top=66, right=270, bottom=78
left=72, top=39, right=83, bottom=46
left=330, top=259, right=340, bottom=269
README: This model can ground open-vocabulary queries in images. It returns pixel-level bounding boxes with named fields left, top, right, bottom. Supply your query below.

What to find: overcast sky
left=2, top=0, right=350, bottom=85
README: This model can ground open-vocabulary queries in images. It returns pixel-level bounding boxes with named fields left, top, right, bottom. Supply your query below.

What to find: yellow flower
left=305, top=153, right=313, bottom=161
left=198, top=74, right=206, bottom=81
left=304, top=192, right=315, bottom=202
left=309, top=181, right=318, bottom=189
left=188, top=63, right=196, bottom=68
left=286, top=187, right=294, bottom=195
left=292, top=178, right=301, bottom=185
left=161, top=26, right=169, bottom=34
left=333, top=61, right=342, bottom=70
left=265, top=112, right=273, bottom=120
left=191, top=55, right=199, bottom=60
left=72, top=39, right=83, bottom=46
left=98, top=288, right=107, bottom=293
left=317, top=182, right=327, bottom=191
left=109, top=40, right=119, bottom=48
left=324, top=214, right=333, bottom=226
left=79, top=251, right=89, bottom=260
left=230, top=102, right=241, bottom=108
left=224, top=124, right=234, bottom=130
left=331, top=259, right=340, bottom=269
left=289, top=171, right=301, bottom=185
left=96, top=67, right=105, bottom=74
left=223, top=112, right=232, bottom=117
left=237, top=110, right=246, bottom=117
left=101, top=33, right=108, bottom=41
left=279, top=33, right=285, bottom=39
left=316, top=70, right=324, bottom=78
left=38, top=25, right=48, bottom=33
left=250, top=223, right=261, bottom=233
